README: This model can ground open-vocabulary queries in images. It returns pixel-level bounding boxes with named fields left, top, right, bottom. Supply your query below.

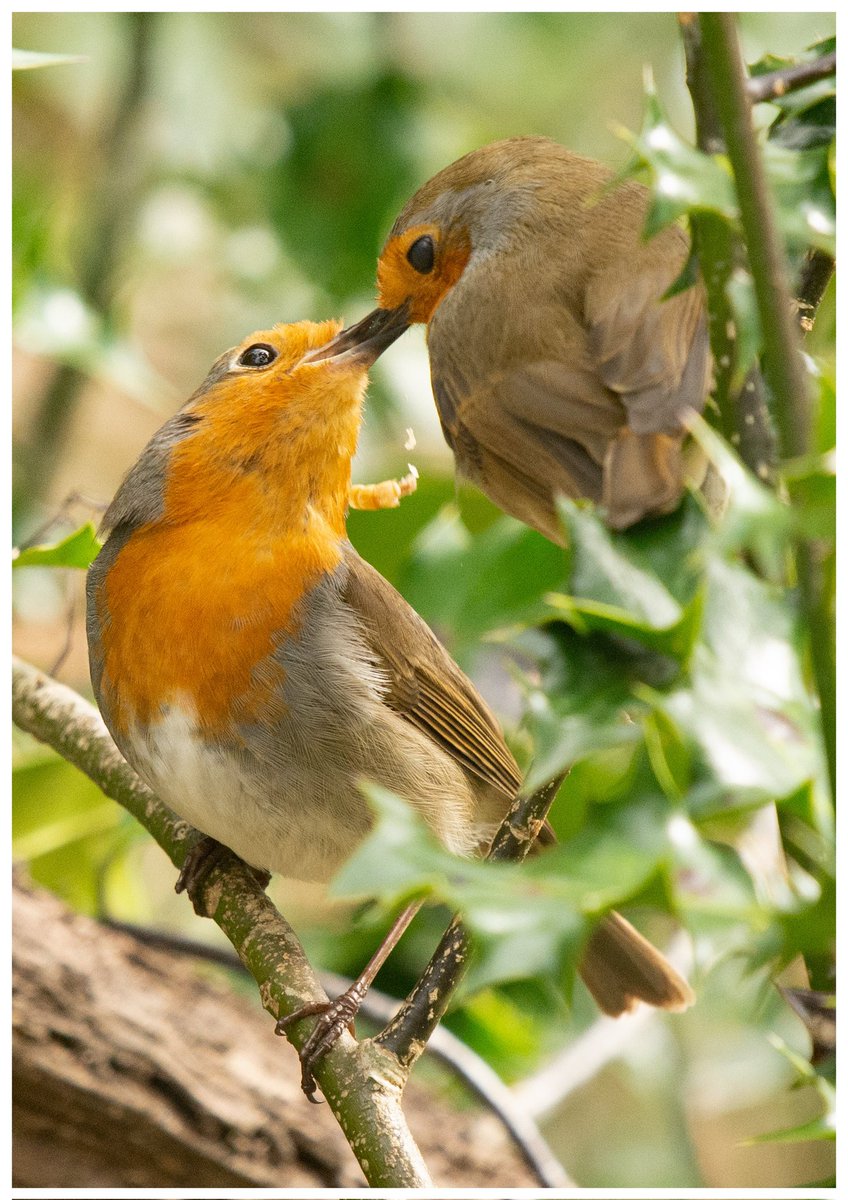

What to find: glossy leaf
left=549, top=499, right=705, bottom=661
left=400, top=505, right=566, bottom=658
left=614, top=82, right=737, bottom=235
left=13, top=522, right=102, bottom=570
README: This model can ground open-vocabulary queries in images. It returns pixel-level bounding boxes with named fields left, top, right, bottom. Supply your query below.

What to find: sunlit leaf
left=741, top=1033, right=836, bottom=1144
left=13, top=522, right=102, bottom=570
left=12, top=48, right=87, bottom=70
left=13, top=749, right=145, bottom=914
left=745, top=1113, right=835, bottom=1144
left=765, top=142, right=835, bottom=255
left=615, top=80, right=737, bottom=235
left=667, top=815, right=766, bottom=927
left=662, top=556, right=826, bottom=813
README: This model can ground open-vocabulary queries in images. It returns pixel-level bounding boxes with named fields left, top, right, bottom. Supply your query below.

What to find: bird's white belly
left=124, top=703, right=372, bottom=883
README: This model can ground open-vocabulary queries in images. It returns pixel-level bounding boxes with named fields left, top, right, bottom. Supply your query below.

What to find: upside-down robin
left=321, top=136, right=711, bottom=538
left=86, top=318, right=693, bottom=1093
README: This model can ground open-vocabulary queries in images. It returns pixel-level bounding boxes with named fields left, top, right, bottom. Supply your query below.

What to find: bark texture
left=12, top=876, right=538, bottom=1188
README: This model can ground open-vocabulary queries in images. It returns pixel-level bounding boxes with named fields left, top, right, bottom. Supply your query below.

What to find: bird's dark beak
left=303, top=303, right=410, bottom=368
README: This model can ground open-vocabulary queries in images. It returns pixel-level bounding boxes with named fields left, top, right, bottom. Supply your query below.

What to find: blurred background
left=12, top=11, right=836, bottom=1188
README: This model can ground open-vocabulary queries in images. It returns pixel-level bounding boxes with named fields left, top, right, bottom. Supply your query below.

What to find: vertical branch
left=698, top=14, right=811, bottom=460
left=678, top=13, right=779, bottom=482
left=697, top=13, right=834, bottom=797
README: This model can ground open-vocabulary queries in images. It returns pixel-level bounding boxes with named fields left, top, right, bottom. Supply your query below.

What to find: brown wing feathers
left=341, top=548, right=521, bottom=798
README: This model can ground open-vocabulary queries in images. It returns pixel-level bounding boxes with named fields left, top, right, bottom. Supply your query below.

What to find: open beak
left=303, top=303, right=410, bottom=368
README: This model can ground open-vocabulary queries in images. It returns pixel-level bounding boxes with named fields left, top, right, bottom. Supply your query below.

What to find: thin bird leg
left=276, top=898, right=423, bottom=1101
left=348, top=466, right=418, bottom=511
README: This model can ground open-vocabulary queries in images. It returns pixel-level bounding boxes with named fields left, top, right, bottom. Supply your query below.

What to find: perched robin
left=86, top=318, right=692, bottom=1095
left=323, top=135, right=711, bottom=539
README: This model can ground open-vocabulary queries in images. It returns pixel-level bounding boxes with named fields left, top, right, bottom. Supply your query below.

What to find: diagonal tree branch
left=12, top=656, right=575, bottom=1185
left=376, top=772, right=566, bottom=1070
left=11, top=655, right=431, bottom=1187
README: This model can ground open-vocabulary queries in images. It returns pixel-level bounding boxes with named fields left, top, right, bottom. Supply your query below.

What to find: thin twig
left=48, top=588, right=77, bottom=678
left=376, top=772, right=567, bottom=1070
left=746, top=49, right=836, bottom=105
left=11, top=656, right=432, bottom=1187
left=795, top=247, right=835, bottom=336
left=698, top=13, right=835, bottom=797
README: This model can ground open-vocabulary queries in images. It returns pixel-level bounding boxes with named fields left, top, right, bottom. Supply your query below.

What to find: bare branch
left=100, top=919, right=571, bottom=1188
left=796, top=247, right=835, bottom=336
left=746, top=50, right=836, bottom=105
left=375, top=773, right=566, bottom=1069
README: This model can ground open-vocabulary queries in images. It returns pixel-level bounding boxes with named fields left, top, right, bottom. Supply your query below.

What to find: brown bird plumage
left=333, top=136, right=711, bottom=538
left=88, top=318, right=692, bottom=1097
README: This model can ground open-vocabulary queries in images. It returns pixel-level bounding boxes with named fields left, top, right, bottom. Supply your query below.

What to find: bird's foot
left=275, top=983, right=365, bottom=1102
left=348, top=466, right=418, bottom=511
left=176, top=835, right=271, bottom=916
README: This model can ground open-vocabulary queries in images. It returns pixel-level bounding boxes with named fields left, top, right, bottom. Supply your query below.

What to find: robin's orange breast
left=96, top=483, right=343, bottom=739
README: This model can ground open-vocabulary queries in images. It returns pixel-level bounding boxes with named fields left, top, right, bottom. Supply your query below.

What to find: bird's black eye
left=238, top=343, right=277, bottom=368
left=406, top=235, right=435, bottom=274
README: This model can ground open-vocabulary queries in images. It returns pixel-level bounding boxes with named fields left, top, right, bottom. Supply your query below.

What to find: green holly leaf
left=547, top=498, right=705, bottom=662
left=742, top=1034, right=836, bottom=1144
left=13, top=522, right=102, bottom=570
left=614, top=79, right=737, bottom=236
left=687, top=416, right=794, bottom=580
left=401, top=504, right=565, bottom=659
left=515, top=627, right=647, bottom=793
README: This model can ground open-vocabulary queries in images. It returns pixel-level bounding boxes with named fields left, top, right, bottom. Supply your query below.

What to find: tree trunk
left=13, top=875, right=539, bottom=1187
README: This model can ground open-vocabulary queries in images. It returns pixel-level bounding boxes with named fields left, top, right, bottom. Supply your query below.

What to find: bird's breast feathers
left=89, top=546, right=492, bottom=879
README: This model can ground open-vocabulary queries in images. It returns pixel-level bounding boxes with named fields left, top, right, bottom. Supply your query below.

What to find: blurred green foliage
left=12, top=11, right=835, bottom=1188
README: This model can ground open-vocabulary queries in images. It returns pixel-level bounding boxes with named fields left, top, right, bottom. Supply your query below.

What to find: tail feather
left=579, top=910, right=694, bottom=1016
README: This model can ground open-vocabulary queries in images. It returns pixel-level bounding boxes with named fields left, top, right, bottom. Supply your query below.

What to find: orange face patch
left=377, top=223, right=471, bottom=325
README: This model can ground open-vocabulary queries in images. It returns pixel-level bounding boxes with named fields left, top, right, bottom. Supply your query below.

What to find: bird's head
left=105, top=319, right=410, bottom=539
left=316, top=137, right=569, bottom=363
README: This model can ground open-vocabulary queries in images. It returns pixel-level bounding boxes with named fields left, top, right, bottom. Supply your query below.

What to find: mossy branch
left=11, top=656, right=432, bottom=1188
